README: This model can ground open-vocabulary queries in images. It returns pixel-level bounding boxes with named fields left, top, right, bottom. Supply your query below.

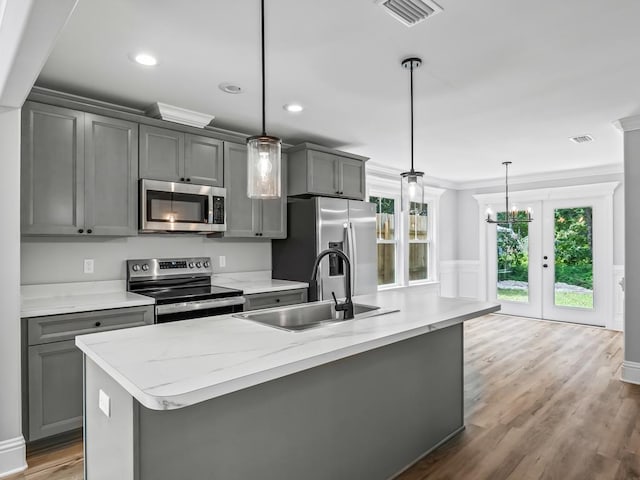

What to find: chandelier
left=486, top=161, right=533, bottom=224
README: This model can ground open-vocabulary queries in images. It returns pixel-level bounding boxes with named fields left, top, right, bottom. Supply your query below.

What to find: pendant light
left=247, top=0, right=281, bottom=199
left=486, top=161, right=533, bottom=224
left=400, top=57, right=425, bottom=211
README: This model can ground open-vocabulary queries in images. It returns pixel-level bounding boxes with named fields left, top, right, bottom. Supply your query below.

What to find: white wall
left=21, top=236, right=271, bottom=284
left=0, top=108, right=26, bottom=476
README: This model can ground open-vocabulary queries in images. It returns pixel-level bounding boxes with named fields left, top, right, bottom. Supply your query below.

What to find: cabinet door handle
left=78, top=229, right=84, bottom=234
left=94, top=321, right=102, bottom=327
left=180, top=177, right=185, bottom=181
left=276, top=298, right=280, bottom=303
left=87, top=229, right=93, bottom=234
left=187, top=178, right=191, bottom=182
left=543, top=264, right=549, bottom=268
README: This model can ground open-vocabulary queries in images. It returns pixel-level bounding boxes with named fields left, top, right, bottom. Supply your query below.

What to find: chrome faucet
left=310, top=248, right=354, bottom=320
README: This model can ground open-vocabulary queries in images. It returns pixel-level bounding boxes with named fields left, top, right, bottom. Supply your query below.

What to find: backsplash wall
left=21, top=235, right=271, bottom=284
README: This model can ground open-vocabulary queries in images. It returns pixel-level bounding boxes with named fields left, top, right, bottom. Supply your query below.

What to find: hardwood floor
left=7, top=314, right=638, bottom=480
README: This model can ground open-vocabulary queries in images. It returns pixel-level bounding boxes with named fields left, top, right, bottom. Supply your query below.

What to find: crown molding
left=472, top=181, right=620, bottom=204
left=454, top=163, right=623, bottom=190
left=146, top=102, right=214, bottom=129
left=368, top=161, right=623, bottom=191
left=366, top=162, right=459, bottom=190
left=613, top=115, right=640, bottom=133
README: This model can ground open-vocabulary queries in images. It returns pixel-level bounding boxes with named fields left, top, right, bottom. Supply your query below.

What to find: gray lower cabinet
left=243, top=289, right=308, bottom=311
left=287, top=143, right=367, bottom=200
left=224, top=142, right=286, bottom=238
left=21, top=102, right=138, bottom=236
left=139, top=125, right=223, bottom=187
left=23, top=305, right=154, bottom=441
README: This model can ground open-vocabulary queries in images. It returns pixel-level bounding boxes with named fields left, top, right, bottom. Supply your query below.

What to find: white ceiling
left=37, top=0, right=640, bottom=183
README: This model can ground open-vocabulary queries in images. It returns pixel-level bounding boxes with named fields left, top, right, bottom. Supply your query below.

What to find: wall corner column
left=615, top=116, right=640, bottom=384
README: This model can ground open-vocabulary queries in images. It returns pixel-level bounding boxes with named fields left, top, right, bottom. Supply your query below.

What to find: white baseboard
left=621, top=361, right=640, bottom=385
left=0, top=436, right=26, bottom=479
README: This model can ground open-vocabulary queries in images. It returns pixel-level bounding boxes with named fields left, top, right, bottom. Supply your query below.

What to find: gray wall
left=21, top=236, right=271, bottom=284
left=624, top=130, right=640, bottom=364
left=455, top=173, right=625, bottom=264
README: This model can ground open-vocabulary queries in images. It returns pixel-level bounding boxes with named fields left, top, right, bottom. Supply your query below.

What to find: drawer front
left=27, top=305, right=154, bottom=346
left=244, top=289, right=308, bottom=312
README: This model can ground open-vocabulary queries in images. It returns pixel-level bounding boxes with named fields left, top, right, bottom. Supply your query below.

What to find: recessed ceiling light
left=219, top=83, right=243, bottom=94
left=132, top=53, right=158, bottom=66
left=283, top=103, right=303, bottom=113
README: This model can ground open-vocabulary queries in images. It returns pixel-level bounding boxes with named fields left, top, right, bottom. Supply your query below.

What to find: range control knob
left=196, top=262, right=202, bottom=268
left=203, top=261, right=210, bottom=268
left=189, top=262, right=195, bottom=268
left=141, top=264, right=149, bottom=271
left=132, top=264, right=140, bottom=272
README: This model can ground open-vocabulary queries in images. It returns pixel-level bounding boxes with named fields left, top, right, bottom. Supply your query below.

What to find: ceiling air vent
left=377, top=0, right=443, bottom=27
left=570, top=135, right=594, bottom=144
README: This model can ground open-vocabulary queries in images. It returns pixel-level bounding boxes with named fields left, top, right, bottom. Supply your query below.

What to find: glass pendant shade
left=401, top=170, right=424, bottom=210
left=247, top=135, right=281, bottom=199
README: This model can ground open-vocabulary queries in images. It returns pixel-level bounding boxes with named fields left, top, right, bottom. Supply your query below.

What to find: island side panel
left=84, top=356, right=136, bottom=480
left=136, top=324, right=464, bottom=480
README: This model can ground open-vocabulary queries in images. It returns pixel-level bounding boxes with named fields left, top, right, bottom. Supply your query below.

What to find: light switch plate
left=219, top=256, right=226, bottom=268
left=84, top=259, right=94, bottom=274
left=98, top=389, right=110, bottom=417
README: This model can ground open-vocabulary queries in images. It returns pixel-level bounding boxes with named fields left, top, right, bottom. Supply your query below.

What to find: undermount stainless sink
left=233, top=301, right=399, bottom=332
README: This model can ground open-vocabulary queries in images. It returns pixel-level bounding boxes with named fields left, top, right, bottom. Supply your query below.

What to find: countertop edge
left=76, top=303, right=500, bottom=411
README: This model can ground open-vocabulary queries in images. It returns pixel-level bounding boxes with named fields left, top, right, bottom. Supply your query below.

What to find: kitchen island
left=76, top=286, right=499, bottom=480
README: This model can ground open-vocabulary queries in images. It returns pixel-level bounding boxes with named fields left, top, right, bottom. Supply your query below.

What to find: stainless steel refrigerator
left=272, top=197, right=377, bottom=301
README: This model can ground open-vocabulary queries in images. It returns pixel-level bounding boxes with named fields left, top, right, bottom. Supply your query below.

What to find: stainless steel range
left=126, top=257, right=245, bottom=323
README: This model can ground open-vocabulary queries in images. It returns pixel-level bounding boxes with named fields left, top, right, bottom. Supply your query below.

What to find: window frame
left=369, top=193, right=401, bottom=290
left=367, top=167, right=444, bottom=290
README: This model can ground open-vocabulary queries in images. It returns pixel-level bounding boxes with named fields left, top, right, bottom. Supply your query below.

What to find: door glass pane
left=377, top=244, right=395, bottom=285
left=554, top=207, right=593, bottom=309
left=496, top=212, right=530, bottom=303
left=409, top=243, right=428, bottom=281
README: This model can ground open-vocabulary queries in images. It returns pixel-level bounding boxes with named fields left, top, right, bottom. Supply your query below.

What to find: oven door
left=140, top=179, right=226, bottom=232
left=155, top=296, right=245, bottom=323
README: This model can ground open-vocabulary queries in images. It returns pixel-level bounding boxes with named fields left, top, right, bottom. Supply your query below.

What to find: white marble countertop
left=21, top=281, right=155, bottom=318
left=76, top=286, right=500, bottom=411
left=20, top=273, right=308, bottom=318
left=212, top=271, right=308, bottom=295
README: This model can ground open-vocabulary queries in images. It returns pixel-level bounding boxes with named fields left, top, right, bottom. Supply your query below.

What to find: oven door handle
left=156, top=296, right=246, bottom=315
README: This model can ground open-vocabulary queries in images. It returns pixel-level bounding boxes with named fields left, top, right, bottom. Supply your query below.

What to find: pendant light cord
left=261, top=0, right=266, bottom=136
left=504, top=162, right=510, bottom=218
left=410, top=62, right=415, bottom=173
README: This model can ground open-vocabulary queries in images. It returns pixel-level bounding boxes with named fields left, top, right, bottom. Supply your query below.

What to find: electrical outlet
left=84, top=259, right=94, bottom=274
left=99, top=389, right=110, bottom=417
left=219, top=256, right=226, bottom=268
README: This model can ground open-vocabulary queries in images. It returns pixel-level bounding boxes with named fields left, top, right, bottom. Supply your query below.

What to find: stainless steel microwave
left=140, top=179, right=226, bottom=233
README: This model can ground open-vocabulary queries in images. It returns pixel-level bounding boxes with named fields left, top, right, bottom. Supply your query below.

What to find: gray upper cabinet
left=140, top=125, right=223, bottom=187
left=21, top=102, right=85, bottom=235
left=21, top=102, right=138, bottom=236
left=185, top=134, right=223, bottom=186
left=286, top=143, right=368, bottom=200
left=139, top=125, right=184, bottom=181
left=84, top=114, right=138, bottom=236
left=224, top=142, right=286, bottom=238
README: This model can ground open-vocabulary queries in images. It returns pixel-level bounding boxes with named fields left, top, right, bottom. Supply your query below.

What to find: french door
left=487, top=196, right=609, bottom=326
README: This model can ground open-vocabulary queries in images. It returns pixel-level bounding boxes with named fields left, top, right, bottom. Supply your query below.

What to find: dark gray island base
left=84, top=324, right=464, bottom=480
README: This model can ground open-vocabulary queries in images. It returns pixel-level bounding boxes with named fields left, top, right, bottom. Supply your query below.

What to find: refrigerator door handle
left=349, top=222, right=357, bottom=294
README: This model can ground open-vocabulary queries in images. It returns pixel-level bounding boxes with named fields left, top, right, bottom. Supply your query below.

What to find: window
left=408, top=201, right=429, bottom=282
left=370, top=196, right=398, bottom=286
left=368, top=169, right=443, bottom=289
